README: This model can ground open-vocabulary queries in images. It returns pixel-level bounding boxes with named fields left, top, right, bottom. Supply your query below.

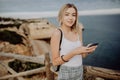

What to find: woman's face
left=62, top=7, right=76, bottom=27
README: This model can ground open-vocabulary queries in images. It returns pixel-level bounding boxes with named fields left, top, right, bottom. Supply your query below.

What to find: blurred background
left=0, top=0, right=120, bottom=70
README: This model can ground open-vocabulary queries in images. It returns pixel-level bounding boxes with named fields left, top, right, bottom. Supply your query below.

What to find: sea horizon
left=0, top=8, right=120, bottom=19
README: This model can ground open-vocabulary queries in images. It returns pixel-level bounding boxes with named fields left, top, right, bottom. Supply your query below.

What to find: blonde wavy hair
left=58, top=3, right=79, bottom=32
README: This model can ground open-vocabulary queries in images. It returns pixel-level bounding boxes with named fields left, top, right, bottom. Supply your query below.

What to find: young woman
left=50, top=3, right=97, bottom=80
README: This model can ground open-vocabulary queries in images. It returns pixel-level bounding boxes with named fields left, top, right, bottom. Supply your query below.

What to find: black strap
left=58, top=28, right=63, bottom=50
left=56, top=64, right=60, bottom=72
left=56, top=28, right=63, bottom=72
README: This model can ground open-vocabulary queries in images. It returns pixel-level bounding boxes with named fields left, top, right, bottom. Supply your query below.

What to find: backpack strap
left=58, top=28, right=63, bottom=50
left=56, top=28, right=63, bottom=72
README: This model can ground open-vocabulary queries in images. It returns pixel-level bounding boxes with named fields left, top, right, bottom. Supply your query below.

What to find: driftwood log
left=0, top=52, right=47, bottom=80
left=0, top=66, right=45, bottom=80
left=86, top=66, right=120, bottom=80
left=0, top=53, right=56, bottom=80
left=0, top=61, right=25, bottom=80
left=45, top=53, right=54, bottom=80
left=0, top=52, right=44, bottom=64
left=0, top=63, right=8, bottom=77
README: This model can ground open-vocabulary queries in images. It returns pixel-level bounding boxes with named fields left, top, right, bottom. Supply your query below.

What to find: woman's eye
left=64, top=13, right=76, bottom=17
left=72, top=14, right=76, bottom=16
left=65, top=14, right=69, bottom=16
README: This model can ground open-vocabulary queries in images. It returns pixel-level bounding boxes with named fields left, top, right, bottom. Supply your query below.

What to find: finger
left=86, top=47, right=91, bottom=50
left=89, top=46, right=97, bottom=49
left=87, top=43, right=92, bottom=47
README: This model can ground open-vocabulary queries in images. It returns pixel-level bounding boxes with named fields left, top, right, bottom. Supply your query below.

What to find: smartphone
left=87, top=43, right=99, bottom=47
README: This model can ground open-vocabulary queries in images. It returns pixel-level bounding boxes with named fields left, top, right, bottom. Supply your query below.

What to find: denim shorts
left=58, top=65, right=83, bottom=80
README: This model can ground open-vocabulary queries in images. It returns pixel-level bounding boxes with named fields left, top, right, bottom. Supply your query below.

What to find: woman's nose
left=69, top=15, right=73, bottom=19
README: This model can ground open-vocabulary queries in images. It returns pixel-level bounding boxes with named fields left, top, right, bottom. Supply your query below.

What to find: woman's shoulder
left=51, top=28, right=61, bottom=37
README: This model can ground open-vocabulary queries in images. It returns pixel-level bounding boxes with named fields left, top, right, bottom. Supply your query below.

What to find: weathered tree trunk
left=86, top=66, right=120, bottom=80
left=0, top=62, right=8, bottom=77
left=0, top=66, right=45, bottom=80
left=45, top=53, right=54, bottom=80
left=0, top=61, right=25, bottom=80
left=0, top=52, right=44, bottom=64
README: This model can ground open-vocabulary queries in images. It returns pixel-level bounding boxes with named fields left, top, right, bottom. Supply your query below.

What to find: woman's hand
left=87, top=46, right=97, bottom=54
left=73, top=46, right=97, bottom=55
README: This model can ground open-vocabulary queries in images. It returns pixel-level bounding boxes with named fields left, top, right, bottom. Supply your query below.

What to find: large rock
left=30, top=40, right=50, bottom=56
left=0, top=42, right=32, bottom=60
left=19, top=19, right=56, bottom=40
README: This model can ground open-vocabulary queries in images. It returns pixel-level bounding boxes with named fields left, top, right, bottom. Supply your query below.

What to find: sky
left=0, top=0, right=120, bottom=18
left=0, top=0, right=120, bottom=12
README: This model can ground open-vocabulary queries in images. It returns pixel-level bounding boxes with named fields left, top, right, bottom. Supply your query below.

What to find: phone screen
left=87, top=43, right=99, bottom=47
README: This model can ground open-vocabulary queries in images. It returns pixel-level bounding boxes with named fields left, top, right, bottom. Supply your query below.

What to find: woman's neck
left=61, top=25, right=72, bottom=33
left=60, top=25, right=79, bottom=42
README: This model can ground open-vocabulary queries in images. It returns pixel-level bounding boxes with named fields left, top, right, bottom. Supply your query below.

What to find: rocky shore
left=0, top=17, right=120, bottom=80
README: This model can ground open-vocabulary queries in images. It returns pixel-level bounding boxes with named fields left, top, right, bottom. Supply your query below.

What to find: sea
left=47, top=14, right=120, bottom=70
left=0, top=0, right=120, bottom=70
left=80, top=14, right=120, bottom=70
